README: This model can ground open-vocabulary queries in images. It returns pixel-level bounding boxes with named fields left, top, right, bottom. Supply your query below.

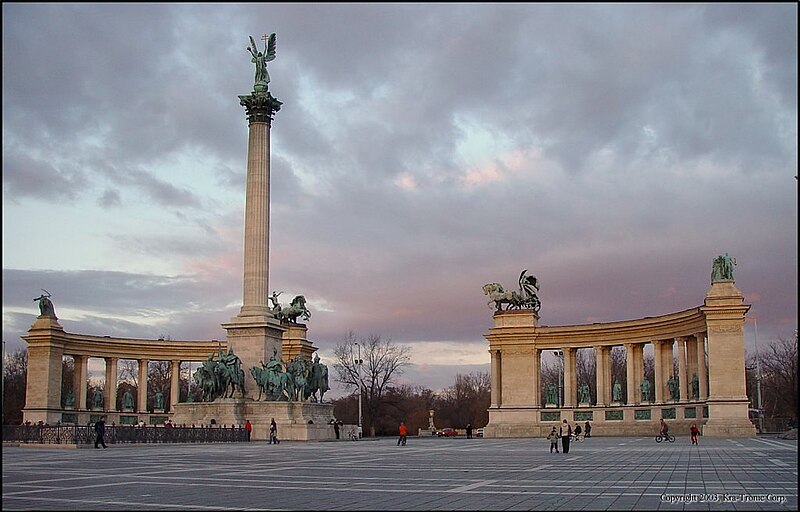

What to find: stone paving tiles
left=2, top=435, right=797, bottom=511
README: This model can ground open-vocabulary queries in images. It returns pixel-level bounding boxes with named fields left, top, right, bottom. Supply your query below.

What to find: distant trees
left=3, top=349, right=28, bottom=425
left=747, top=334, right=798, bottom=429
left=330, top=371, right=490, bottom=437
left=332, top=332, right=412, bottom=437
left=435, top=372, right=491, bottom=429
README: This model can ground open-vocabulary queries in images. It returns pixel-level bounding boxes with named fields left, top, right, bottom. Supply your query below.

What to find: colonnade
left=69, top=355, right=185, bottom=414
left=489, top=334, right=708, bottom=409
left=21, top=316, right=220, bottom=425
left=485, top=279, right=755, bottom=437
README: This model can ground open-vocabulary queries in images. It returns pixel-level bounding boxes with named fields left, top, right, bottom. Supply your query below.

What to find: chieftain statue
left=192, top=348, right=246, bottom=402
left=250, top=349, right=330, bottom=403
left=482, top=269, right=541, bottom=313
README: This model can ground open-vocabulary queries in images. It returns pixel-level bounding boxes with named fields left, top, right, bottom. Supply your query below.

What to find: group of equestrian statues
left=191, top=290, right=327, bottom=403
left=192, top=347, right=330, bottom=404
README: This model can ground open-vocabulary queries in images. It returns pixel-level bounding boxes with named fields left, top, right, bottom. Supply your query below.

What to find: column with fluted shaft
left=223, top=87, right=287, bottom=400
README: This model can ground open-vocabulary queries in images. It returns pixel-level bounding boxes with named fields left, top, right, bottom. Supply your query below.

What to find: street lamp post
left=753, top=318, right=764, bottom=434
left=553, top=350, right=563, bottom=407
left=354, top=342, right=363, bottom=437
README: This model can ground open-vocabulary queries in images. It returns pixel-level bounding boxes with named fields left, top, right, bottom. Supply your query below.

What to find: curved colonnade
left=22, top=317, right=224, bottom=426
left=485, top=280, right=756, bottom=437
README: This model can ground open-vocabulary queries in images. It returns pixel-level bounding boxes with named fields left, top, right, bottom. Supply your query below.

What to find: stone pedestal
left=173, top=399, right=334, bottom=441
left=281, top=323, right=317, bottom=362
left=699, top=281, right=756, bottom=437
left=22, top=317, right=67, bottom=425
left=221, top=315, right=285, bottom=401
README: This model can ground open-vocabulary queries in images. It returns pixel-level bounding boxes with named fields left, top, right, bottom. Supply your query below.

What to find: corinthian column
left=237, top=92, right=282, bottom=317
left=223, top=87, right=287, bottom=400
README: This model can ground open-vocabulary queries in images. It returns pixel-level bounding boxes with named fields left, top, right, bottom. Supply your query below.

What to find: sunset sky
left=3, top=3, right=797, bottom=397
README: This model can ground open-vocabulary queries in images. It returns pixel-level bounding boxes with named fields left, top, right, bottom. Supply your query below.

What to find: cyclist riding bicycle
left=659, top=418, right=669, bottom=436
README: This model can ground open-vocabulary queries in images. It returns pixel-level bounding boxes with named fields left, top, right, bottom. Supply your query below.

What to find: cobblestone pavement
left=3, top=435, right=797, bottom=510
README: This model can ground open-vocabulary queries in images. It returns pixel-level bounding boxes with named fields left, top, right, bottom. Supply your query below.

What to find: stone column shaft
left=663, top=339, right=674, bottom=399
left=490, top=350, right=501, bottom=407
left=105, top=357, right=118, bottom=411
left=170, top=360, right=181, bottom=411
left=696, top=333, right=708, bottom=399
left=532, top=349, right=541, bottom=408
left=138, top=359, right=149, bottom=413
left=75, top=355, right=89, bottom=410
left=686, top=336, right=698, bottom=397
left=625, top=344, right=636, bottom=405
left=677, top=337, right=688, bottom=401
left=595, top=346, right=608, bottom=406
left=653, top=340, right=663, bottom=402
left=563, top=348, right=576, bottom=407
left=240, top=120, right=271, bottom=317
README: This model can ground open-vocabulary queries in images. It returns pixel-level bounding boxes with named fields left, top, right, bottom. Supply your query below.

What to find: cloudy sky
left=2, top=3, right=797, bottom=397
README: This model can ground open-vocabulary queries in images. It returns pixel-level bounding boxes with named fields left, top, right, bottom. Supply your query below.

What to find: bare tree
left=332, top=332, right=411, bottom=437
left=758, top=335, right=798, bottom=423
left=436, top=372, right=491, bottom=429
left=3, top=348, right=28, bottom=425
left=118, top=359, right=139, bottom=388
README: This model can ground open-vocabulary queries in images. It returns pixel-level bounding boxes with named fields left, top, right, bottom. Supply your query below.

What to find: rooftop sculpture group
left=482, top=269, right=541, bottom=313
left=33, top=289, right=57, bottom=319
left=711, top=252, right=735, bottom=282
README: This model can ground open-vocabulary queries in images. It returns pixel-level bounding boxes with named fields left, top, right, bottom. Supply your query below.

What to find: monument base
left=173, top=399, right=335, bottom=441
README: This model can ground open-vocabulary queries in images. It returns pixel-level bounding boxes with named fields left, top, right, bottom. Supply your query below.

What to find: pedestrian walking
left=269, top=418, right=280, bottom=444
left=584, top=421, right=592, bottom=438
left=245, top=419, right=252, bottom=441
left=94, top=417, right=107, bottom=449
left=332, top=419, right=340, bottom=439
left=690, top=423, right=700, bottom=445
left=560, top=419, right=572, bottom=453
left=466, top=423, right=473, bottom=439
left=547, top=426, right=560, bottom=453
left=397, top=421, right=407, bottom=446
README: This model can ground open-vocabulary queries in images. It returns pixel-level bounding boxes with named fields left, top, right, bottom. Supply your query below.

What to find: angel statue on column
left=247, top=34, right=276, bottom=87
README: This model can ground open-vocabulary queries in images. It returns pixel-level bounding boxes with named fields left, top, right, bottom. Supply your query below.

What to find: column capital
left=239, top=91, right=282, bottom=124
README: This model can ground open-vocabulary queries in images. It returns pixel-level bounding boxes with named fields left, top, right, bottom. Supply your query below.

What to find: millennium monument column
left=221, top=33, right=286, bottom=400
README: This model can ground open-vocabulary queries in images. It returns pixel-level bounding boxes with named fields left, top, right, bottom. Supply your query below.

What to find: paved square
left=3, top=435, right=797, bottom=510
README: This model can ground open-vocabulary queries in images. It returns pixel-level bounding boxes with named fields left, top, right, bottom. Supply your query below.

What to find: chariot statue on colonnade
left=482, top=269, right=541, bottom=313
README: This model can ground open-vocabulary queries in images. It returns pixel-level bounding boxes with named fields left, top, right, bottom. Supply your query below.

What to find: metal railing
left=3, top=424, right=248, bottom=444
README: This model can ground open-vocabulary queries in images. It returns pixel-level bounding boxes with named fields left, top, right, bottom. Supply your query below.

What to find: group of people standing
left=547, top=420, right=592, bottom=453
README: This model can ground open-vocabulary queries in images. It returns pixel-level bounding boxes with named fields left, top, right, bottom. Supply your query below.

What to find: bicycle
left=348, top=429, right=359, bottom=441
left=655, top=432, right=675, bottom=443
left=570, top=433, right=584, bottom=443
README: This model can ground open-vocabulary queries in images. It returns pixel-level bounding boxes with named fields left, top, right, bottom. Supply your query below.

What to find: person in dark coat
left=94, top=418, right=107, bottom=449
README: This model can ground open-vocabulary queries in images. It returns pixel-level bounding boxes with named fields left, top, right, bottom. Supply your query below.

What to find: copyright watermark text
left=660, top=493, right=786, bottom=505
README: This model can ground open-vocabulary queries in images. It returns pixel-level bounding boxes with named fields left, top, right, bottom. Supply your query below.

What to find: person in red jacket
left=397, top=421, right=408, bottom=446
left=244, top=419, right=252, bottom=442
left=690, top=424, right=700, bottom=445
